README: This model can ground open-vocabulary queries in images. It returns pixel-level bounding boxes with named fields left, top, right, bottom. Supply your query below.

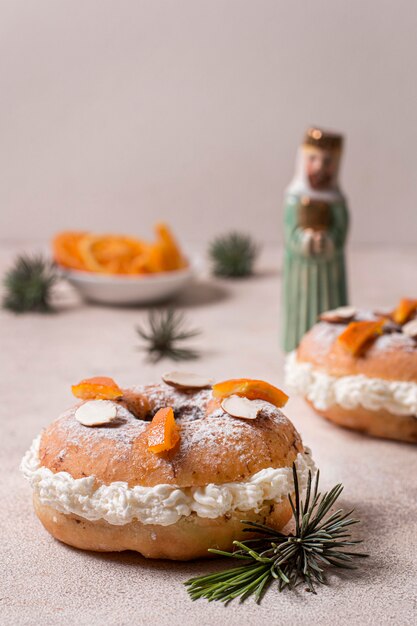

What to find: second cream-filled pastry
left=285, top=299, right=417, bottom=443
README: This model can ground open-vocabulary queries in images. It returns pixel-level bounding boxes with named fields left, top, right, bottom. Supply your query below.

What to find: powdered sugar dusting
left=54, top=403, right=147, bottom=460
left=131, top=384, right=214, bottom=421
left=306, top=312, right=416, bottom=356
left=22, top=384, right=308, bottom=526
left=41, top=387, right=292, bottom=474
left=369, top=331, right=416, bottom=354
left=306, top=322, right=343, bottom=356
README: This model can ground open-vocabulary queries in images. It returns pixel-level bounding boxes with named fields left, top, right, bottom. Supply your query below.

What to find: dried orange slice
left=72, top=376, right=123, bottom=400
left=52, top=232, right=88, bottom=270
left=144, top=242, right=168, bottom=273
left=126, top=247, right=153, bottom=274
left=147, top=407, right=180, bottom=453
left=78, top=235, right=146, bottom=274
left=155, top=223, right=187, bottom=271
left=52, top=224, right=187, bottom=275
left=337, top=320, right=384, bottom=356
left=392, top=298, right=417, bottom=325
left=212, top=379, right=289, bottom=408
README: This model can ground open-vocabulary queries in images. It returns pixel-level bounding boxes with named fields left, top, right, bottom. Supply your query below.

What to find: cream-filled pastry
left=21, top=374, right=314, bottom=560
left=285, top=299, right=417, bottom=443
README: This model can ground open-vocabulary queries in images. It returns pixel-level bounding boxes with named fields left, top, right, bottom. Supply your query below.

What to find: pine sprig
left=136, top=308, right=201, bottom=363
left=185, top=466, right=367, bottom=603
left=209, top=232, right=259, bottom=278
left=2, top=254, right=58, bottom=313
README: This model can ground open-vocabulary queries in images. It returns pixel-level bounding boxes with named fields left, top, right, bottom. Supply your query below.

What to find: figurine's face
left=304, top=147, right=339, bottom=190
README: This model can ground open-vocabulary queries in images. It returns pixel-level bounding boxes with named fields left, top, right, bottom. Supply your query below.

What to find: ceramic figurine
left=281, top=128, right=349, bottom=352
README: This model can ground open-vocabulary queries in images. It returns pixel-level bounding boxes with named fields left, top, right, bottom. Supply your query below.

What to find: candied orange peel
left=52, top=231, right=88, bottom=271
left=52, top=223, right=187, bottom=275
left=212, top=379, right=289, bottom=408
left=337, top=320, right=384, bottom=356
left=392, top=298, right=417, bottom=325
left=154, top=222, right=187, bottom=271
left=72, top=376, right=123, bottom=400
left=147, top=407, right=180, bottom=454
left=77, top=235, right=147, bottom=274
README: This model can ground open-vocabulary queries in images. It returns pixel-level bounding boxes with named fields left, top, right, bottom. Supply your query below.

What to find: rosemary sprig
left=209, top=232, right=259, bottom=278
left=136, top=308, right=201, bottom=362
left=185, top=466, right=367, bottom=603
left=2, top=254, right=58, bottom=313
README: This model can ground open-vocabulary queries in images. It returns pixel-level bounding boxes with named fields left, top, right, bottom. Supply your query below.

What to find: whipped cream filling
left=20, top=436, right=315, bottom=527
left=285, top=351, right=417, bottom=417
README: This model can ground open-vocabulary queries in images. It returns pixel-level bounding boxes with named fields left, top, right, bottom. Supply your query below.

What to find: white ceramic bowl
left=60, top=264, right=194, bottom=305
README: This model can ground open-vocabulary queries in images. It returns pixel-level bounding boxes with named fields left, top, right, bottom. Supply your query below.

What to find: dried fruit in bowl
left=52, top=232, right=88, bottom=270
left=127, top=247, right=153, bottom=274
left=78, top=235, right=147, bottom=274
left=52, top=224, right=188, bottom=275
left=155, top=223, right=187, bottom=271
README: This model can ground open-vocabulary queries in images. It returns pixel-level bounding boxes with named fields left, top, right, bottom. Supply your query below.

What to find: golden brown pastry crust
left=297, top=320, right=417, bottom=382
left=31, top=383, right=305, bottom=559
left=39, top=384, right=303, bottom=488
left=34, top=495, right=293, bottom=560
left=306, top=401, right=417, bottom=443
left=296, top=317, right=417, bottom=443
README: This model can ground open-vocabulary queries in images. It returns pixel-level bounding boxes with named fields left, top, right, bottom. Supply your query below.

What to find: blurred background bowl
left=60, top=263, right=194, bottom=305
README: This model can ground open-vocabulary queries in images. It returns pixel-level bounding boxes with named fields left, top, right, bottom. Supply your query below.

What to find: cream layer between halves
left=285, top=351, right=417, bottom=417
left=21, top=435, right=315, bottom=527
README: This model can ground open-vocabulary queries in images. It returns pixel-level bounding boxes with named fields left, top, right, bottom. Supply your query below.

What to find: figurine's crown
left=303, top=127, right=343, bottom=151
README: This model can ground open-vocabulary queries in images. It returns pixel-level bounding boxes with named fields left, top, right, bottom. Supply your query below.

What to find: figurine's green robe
left=281, top=195, right=349, bottom=352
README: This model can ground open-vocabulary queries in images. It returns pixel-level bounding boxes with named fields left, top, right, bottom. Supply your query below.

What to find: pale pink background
left=1, top=0, right=416, bottom=244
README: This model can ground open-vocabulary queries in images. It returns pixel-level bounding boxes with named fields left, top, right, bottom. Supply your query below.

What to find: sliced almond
left=75, top=400, right=119, bottom=427
left=402, top=319, right=417, bottom=339
left=221, top=395, right=261, bottom=420
left=162, top=371, right=214, bottom=391
left=319, top=306, right=357, bottom=324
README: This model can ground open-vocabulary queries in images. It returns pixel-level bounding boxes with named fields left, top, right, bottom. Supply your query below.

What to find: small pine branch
left=2, top=254, right=58, bottom=313
left=185, top=465, right=368, bottom=604
left=136, top=308, right=201, bottom=363
left=209, top=232, right=259, bottom=278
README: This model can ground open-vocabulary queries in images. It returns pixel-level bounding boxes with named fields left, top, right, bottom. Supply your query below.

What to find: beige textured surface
left=1, top=244, right=417, bottom=626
